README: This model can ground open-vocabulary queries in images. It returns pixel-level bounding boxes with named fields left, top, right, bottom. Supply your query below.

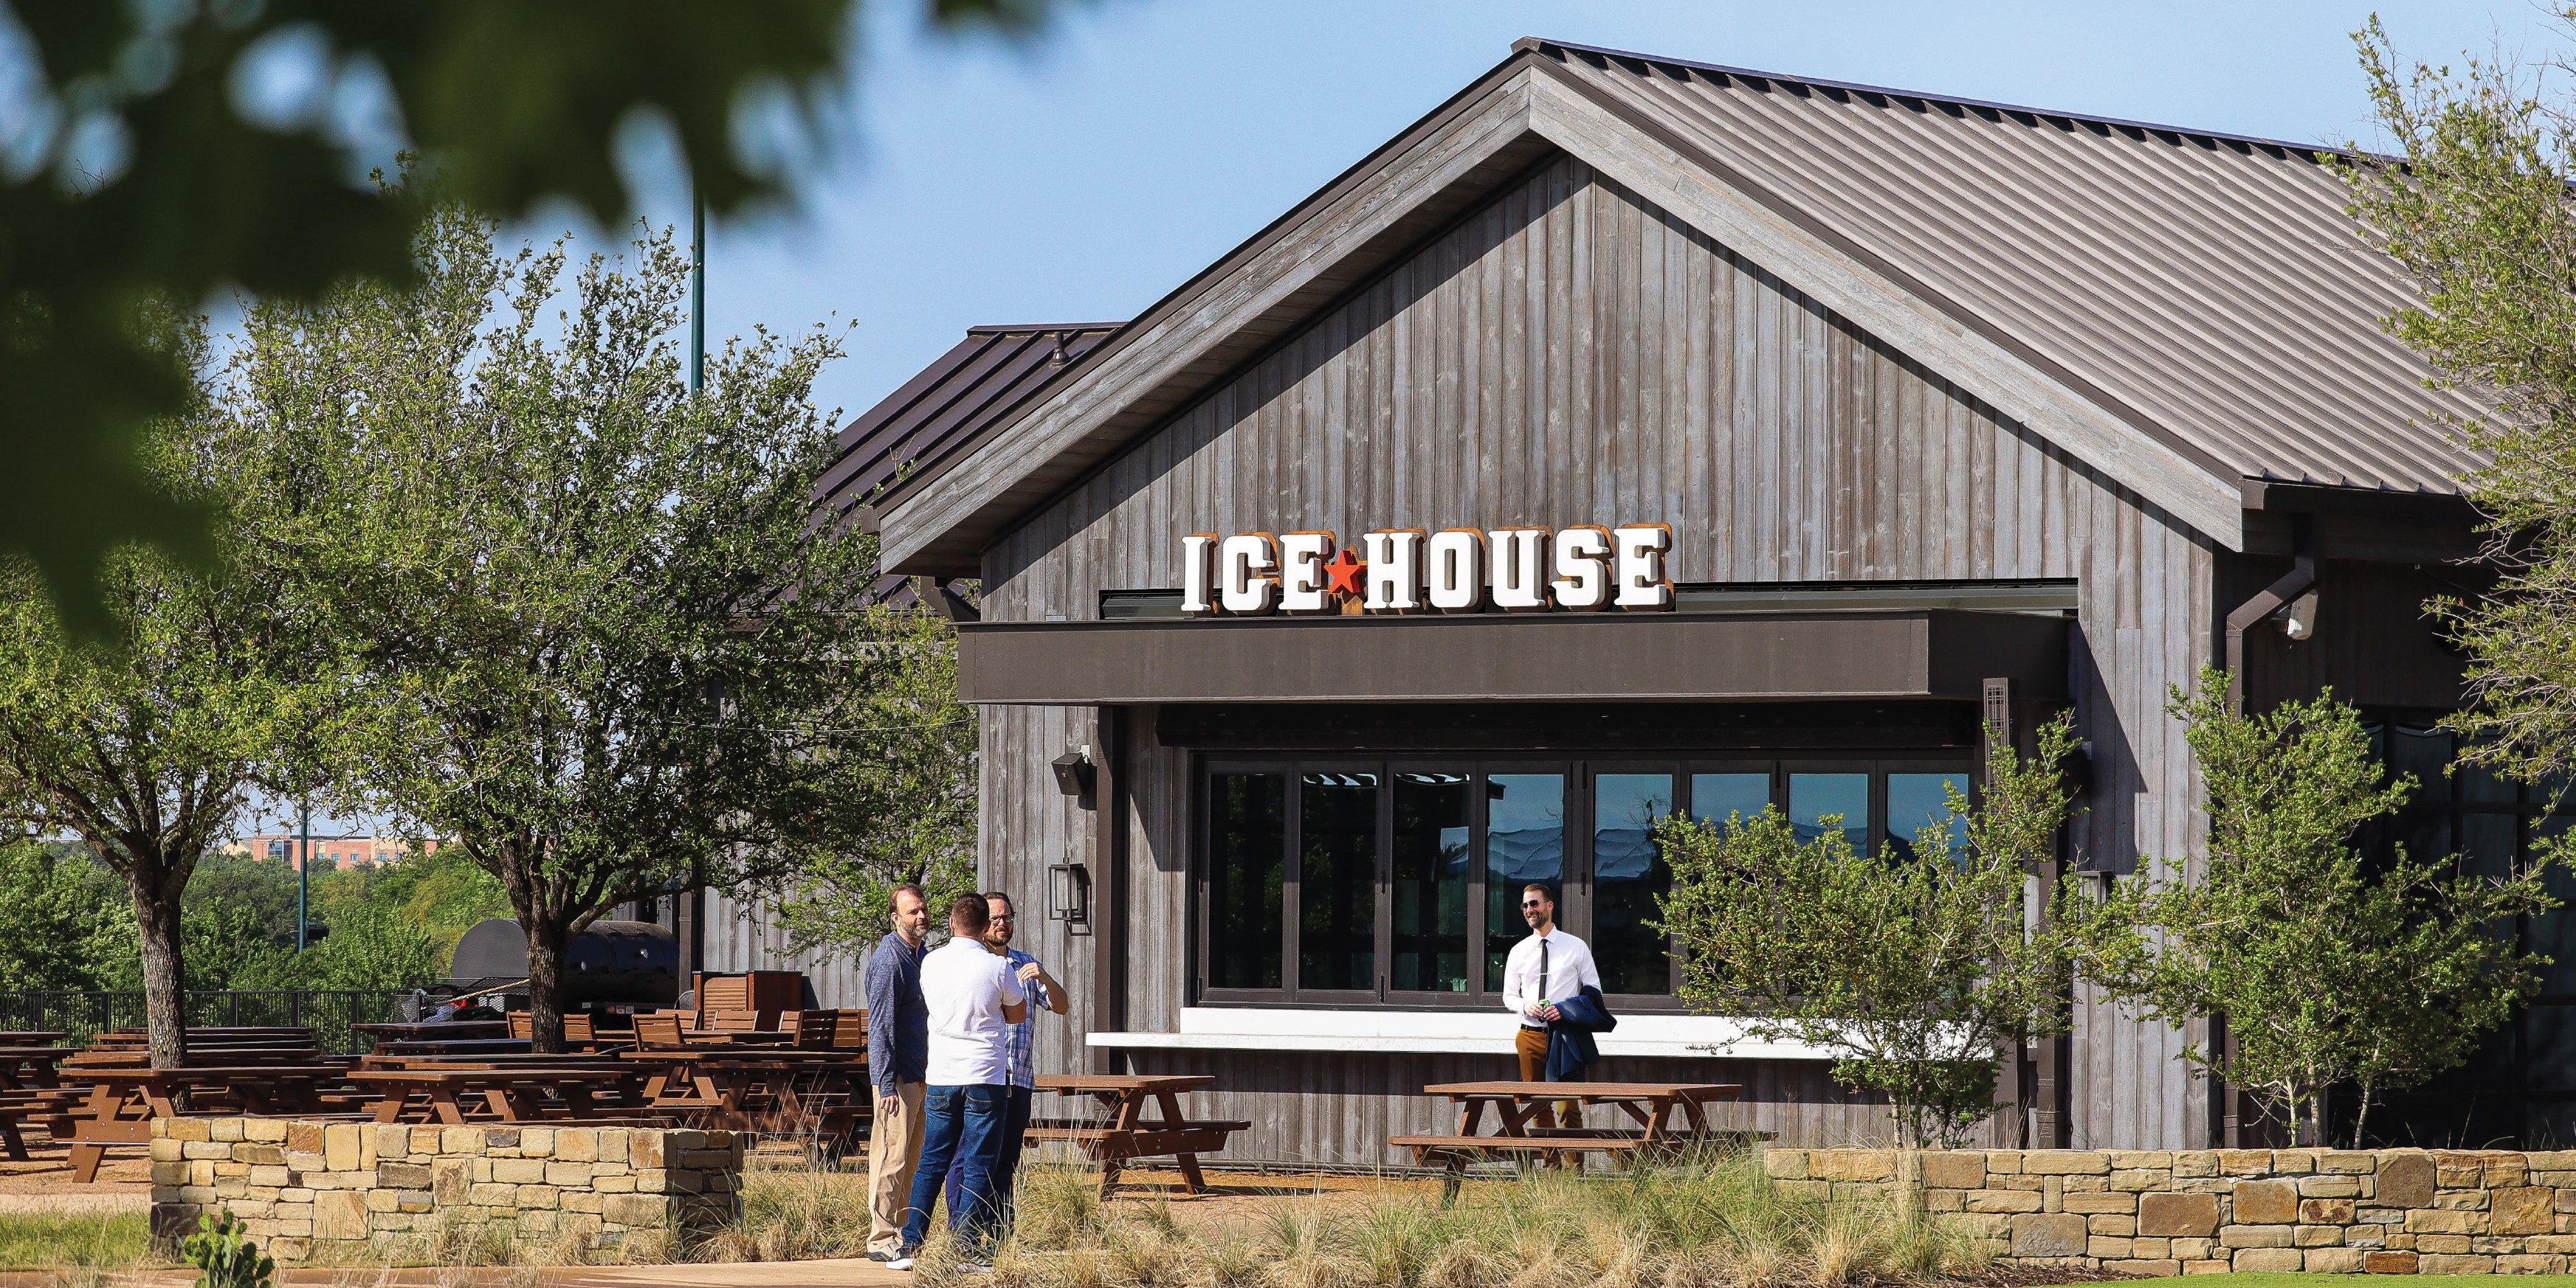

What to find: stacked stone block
left=1766, top=1147, right=2576, bottom=1275
left=148, top=1118, right=743, bottom=1264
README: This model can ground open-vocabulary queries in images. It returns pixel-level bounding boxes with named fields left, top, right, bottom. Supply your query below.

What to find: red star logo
left=1323, top=548, right=1366, bottom=598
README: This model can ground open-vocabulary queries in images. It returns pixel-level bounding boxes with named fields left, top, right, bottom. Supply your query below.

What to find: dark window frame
left=1191, top=749, right=1972, bottom=1012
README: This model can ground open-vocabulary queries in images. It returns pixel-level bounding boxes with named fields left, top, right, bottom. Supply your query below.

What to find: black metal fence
left=0, top=990, right=419, bottom=1054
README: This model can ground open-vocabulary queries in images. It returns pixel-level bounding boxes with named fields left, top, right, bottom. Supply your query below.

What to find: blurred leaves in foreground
left=0, top=0, right=1069, bottom=634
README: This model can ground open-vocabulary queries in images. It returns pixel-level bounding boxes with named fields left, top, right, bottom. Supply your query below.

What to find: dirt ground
left=0, top=1139, right=151, bottom=1211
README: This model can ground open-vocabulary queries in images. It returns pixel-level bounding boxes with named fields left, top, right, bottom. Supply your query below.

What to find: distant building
left=222, top=835, right=447, bottom=872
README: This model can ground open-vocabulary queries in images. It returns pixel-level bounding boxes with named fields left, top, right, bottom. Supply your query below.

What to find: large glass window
left=1593, top=772, right=1676, bottom=995
left=1483, top=774, right=1565, bottom=991
left=1206, top=772, right=1285, bottom=990
left=2358, top=720, right=2576, bottom=1147
left=1391, top=772, right=1471, bottom=994
left=1886, top=771, right=1971, bottom=863
left=1197, top=755, right=1968, bottom=1008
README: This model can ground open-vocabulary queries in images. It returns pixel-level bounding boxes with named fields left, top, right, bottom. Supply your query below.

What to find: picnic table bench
left=352, top=1021, right=510, bottom=1041
left=345, top=1068, right=651, bottom=1125
left=1024, top=1074, right=1248, bottom=1198
left=1393, top=1081, right=1758, bottom=1200
left=615, top=1048, right=869, bottom=1144
left=64, top=1065, right=351, bottom=1181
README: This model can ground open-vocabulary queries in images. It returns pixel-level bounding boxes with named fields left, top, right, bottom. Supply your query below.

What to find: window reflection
left=1484, top=774, right=1564, bottom=991
left=1691, top=773, right=1770, bottom=829
left=1593, top=774, right=1675, bottom=995
left=1886, top=773, right=1969, bottom=863
left=1790, top=774, right=1869, bottom=852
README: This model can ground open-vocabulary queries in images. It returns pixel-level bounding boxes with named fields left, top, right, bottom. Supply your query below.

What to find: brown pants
left=1515, top=1026, right=1582, bottom=1129
left=867, top=1081, right=926, bottom=1253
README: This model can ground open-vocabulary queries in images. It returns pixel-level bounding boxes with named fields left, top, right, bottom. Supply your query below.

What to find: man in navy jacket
left=864, top=885, right=932, bottom=1261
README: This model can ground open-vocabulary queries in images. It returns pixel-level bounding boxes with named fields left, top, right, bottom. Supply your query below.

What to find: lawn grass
left=0, top=1210, right=158, bottom=1270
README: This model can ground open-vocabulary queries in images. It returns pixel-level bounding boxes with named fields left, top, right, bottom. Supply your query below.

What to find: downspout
left=2223, top=514, right=2315, bottom=712
left=2210, top=511, right=2315, bottom=1147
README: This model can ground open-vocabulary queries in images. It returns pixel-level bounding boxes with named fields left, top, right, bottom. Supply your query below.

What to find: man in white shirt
left=1500, top=882, right=1599, bottom=1128
left=894, top=894, right=1028, bottom=1272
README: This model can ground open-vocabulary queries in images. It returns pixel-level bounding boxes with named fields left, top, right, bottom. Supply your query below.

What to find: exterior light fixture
left=1052, top=745, right=1096, bottom=805
left=1049, top=862, right=1090, bottom=927
left=2284, top=590, right=2320, bottom=641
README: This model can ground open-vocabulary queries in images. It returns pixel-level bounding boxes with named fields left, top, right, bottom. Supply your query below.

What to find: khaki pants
left=1515, top=1027, right=1582, bottom=1129
left=868, top=1082, right=926, bottom=1253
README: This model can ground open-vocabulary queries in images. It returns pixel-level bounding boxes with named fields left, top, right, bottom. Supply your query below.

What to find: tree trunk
left=132, top=883, right=188, bottom=1071
left=526, top=919, right=570, bottom=1056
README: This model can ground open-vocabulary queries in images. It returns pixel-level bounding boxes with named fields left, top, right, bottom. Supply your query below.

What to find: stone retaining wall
left=1774, top=1147, right=2576, bottom=1275
left=147, top=1118, right=743, bottom=1264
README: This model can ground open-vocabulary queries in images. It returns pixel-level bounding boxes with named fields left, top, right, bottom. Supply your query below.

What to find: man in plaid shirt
left=944, top=890, right=1069, bottom=1226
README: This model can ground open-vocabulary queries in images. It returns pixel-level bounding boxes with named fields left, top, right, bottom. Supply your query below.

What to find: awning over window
left=955, top=609, right=2066, bottom=704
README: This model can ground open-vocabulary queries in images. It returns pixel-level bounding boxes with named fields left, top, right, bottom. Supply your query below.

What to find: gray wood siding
left=976, top=155, right=2217, bottom=1150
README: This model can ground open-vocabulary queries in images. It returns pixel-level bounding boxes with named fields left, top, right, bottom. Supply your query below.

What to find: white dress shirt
left=1501, top=927, right=1599, bottom=1029
left=920, top=935, right=1029, bottom=1086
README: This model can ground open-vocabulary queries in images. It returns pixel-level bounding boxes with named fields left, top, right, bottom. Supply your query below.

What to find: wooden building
left=782, top=40, right=2557, bottom=1156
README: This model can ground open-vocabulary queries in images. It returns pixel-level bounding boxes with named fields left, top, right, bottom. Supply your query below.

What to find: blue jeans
left=945, top=1084, right=1033, bottom=1228
left=902, top=1084, right=1008, bottom=1253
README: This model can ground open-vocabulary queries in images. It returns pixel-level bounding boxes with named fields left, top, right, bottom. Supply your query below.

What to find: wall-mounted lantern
left=1049, top=862, right=1091, bottom=930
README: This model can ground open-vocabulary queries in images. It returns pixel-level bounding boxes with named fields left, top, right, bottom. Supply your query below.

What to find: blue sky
left=613, top=0, right=2541, bottom=431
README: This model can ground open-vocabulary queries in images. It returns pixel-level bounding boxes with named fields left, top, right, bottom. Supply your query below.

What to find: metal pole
left=297, top=802, right=311, bottom=952
left=689, top=185, right=706, bottom=396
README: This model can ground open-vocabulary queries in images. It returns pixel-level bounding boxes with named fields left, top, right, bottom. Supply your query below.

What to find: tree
left=0, top=0, right=1069, bottom=634
left=0, top=843, right=130, bottom=991
left=2338, top=19, right=2576, bottom=784
left=764, top=595, right=980, bottom=955
left=242, top=201, right=894, bottom=1052
left=0, top=312, right=347, bottom=1067
left=1655, top=715, right=2092, bottom=1147
left=2082, top=668, right=2560, bottom=1147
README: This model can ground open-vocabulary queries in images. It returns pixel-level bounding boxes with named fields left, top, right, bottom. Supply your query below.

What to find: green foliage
left=2338, top=18, right=2576, bottom=785
left=0, top=843, right=128, bottom=991
left=2082, top=668, right=2561, bottom=1147
left=763, top=597, right=980, bottom=955
left=0, top=0, right=1073, bottom=634
left=180, top=1209, right=272, bottom=1288
left=0, top=304, right=361, bottom=1065
left=1655, top=715, right=2092, bottom=1147
left=243, top=199, right=902, bottom=1046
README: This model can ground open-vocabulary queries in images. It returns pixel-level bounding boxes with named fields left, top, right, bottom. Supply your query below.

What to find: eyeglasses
left=1521, top=900, right=1546, bottom=910
left=990, top=913, right=1014, bottom=921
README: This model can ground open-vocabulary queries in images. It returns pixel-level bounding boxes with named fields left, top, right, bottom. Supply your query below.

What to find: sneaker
left=888, top=1256, right=916, bottom=1272
left=866, top=1250, right=896, bottom=1263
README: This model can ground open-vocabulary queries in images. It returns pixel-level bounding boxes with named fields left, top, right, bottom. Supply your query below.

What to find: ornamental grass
left=933, top=1151, right=1980, bottom=1288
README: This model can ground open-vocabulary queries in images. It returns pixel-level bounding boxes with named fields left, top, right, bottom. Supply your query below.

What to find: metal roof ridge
left=963, top=322, right=1130, bottom=335
left=1520, top=36, right=2349, bottom=159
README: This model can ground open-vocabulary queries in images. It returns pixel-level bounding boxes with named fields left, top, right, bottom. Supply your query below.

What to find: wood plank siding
left=962, top=154, right=2214, bottom=1155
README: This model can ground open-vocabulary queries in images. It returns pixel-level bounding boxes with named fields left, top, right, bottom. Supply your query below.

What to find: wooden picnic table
left=1025, top=1074, right=1248, bottom=1199
left=351, top=1021, right=511, bottom=1042
left=615, top=1049, right=868, bottom=1141
left=1395, top=1081, right=1752, bottom=1200
left=346, top=1068, right=649, bottom=1125
left=0, top=1033, right=68, bottom=1046
left=64, top=1065, right=350, bottom=1182
left=0, top=1047, right=72, bottom=1090
left=369, top=1037, right=534, bottom=1057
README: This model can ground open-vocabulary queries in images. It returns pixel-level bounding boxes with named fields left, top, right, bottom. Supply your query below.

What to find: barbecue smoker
left=420, top=919, right=682, bottom=1018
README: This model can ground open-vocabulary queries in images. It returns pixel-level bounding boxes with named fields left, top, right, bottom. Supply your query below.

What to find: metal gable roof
left=864, top=39, right=2488, bottom=576
left=1529, top=38, right=2487, bottom=496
